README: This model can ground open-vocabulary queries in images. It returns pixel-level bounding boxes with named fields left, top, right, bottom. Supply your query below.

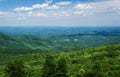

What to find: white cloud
left=75, top=4, right=93, bottom=10
left=73, top=0, right=120, bottom=16
left=56, top=2, right=72, bottom=6
left=32, top=3, right=59, bottom=10
left=46, top=5, right=59, bottom=10
left=1, top=0, right=120, bottom=26
left=11, top=0, right=120, bottom=17
left=27, top=12, right=47, bottom=17
left=89, top=0, right=120, bottom=14
left=73, top=11, right=93, bottom=16
left=13, top=7, right=32, bottom=11
left=73, top=4, right=94, bottom=16
left=32, top=3, right=48, bottom=9
left=36, top=13, right=46, bottom=16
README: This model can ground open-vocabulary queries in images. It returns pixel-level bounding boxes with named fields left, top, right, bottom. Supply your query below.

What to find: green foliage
left=4, top=60, right=26, bottom=77
left=41, top=55, right=56, bottom=77
left=0, top=44, right=119, bottom=77
left=84, top=70, right=103, bottom=77
left=0, top=31, right=120, bottom=52
left=0, top=27, right=120, bottom=77
left=55, top=58, right=68, bottom=77
left=84, top=61, right=105, bottom=77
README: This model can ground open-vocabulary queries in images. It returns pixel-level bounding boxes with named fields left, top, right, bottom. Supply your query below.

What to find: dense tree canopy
left=4, top=60, right=26, bottom=77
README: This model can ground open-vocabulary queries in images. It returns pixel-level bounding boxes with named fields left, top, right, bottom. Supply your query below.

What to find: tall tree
left=41, top=55, right=56, bottom=77
left=55, top=58, right=68, bottom=77
left=4, top=60, right=26, bottom=77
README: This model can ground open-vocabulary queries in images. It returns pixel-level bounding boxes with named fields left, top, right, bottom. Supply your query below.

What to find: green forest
left=0, top=27, right=120, bottom=77
left=0, top=44, right=120, bottom=77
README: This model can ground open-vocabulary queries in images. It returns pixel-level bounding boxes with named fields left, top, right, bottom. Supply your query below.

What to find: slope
left=0, top=44, right=120, bottom=77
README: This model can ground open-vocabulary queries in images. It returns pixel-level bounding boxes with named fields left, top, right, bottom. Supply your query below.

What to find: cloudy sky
left=0, top=0, right=120, bottom=26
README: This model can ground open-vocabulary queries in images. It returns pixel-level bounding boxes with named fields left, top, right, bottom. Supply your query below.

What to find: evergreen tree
left=55, top=58, right=68, bottom=77
left=4, top=60, right=26, bottom=77
left=41, top=55, right=56, bottom=77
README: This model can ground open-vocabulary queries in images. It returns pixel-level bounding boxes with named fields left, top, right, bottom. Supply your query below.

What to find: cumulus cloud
left=1, top=0, right=120, bottom=26
left=32, top=3, right=48, bottom=9
left=46, top=5, right=59, bottom=10
left=89, top=0, right=120, bottom=14
left=11, top=0, right=120, bottom=17
left=13, top=7, right=32, bottom=11
left=73, top=3, right=94, bottom=16
left=26, top=11, right=47, bottom=17
left=16, top=3, right=59, bottom=11
left=56, top=1, right=72, bottom=6
left=73, top=0, right=120, bottom=16
left=75, top=4, right=93, bottom=10
left=32, top=3, right=59, bottom=10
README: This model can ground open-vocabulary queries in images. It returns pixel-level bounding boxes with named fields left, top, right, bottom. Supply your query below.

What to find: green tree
left=41, top=55, right=56, bottom=77
left=55, top=58, right=68, bottom=77
left=84, top=61, right=104, bottom=77
left=4, top=60, right=26, bottom=77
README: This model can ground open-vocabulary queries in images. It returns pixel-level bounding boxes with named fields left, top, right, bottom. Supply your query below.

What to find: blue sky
left=0, top=0, right=120, bottom=26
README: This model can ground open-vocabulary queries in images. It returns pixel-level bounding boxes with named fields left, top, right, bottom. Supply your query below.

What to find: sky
left=0, top=0, right=120, bottom=26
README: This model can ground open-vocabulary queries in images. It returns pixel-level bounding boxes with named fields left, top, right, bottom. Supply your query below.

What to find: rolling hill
left=0, top=44, right=120, bottom=77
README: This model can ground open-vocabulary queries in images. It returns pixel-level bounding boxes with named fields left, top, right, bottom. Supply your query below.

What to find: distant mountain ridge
left=0, top=30, right=120, bottom=52
left=0, top=32, right=23, bottom=48
left=63, top=30, right=120, bottom=37
left=0, top=32, right=53, bottom=50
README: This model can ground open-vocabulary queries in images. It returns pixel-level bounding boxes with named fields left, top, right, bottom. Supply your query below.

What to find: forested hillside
left=0, top=27, right=120, bottom=77
left=0, top=44, right=120, bottom=77
left=0, top=32, right=55, bottom=51
left=0, top=31, right=120, bottom=51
